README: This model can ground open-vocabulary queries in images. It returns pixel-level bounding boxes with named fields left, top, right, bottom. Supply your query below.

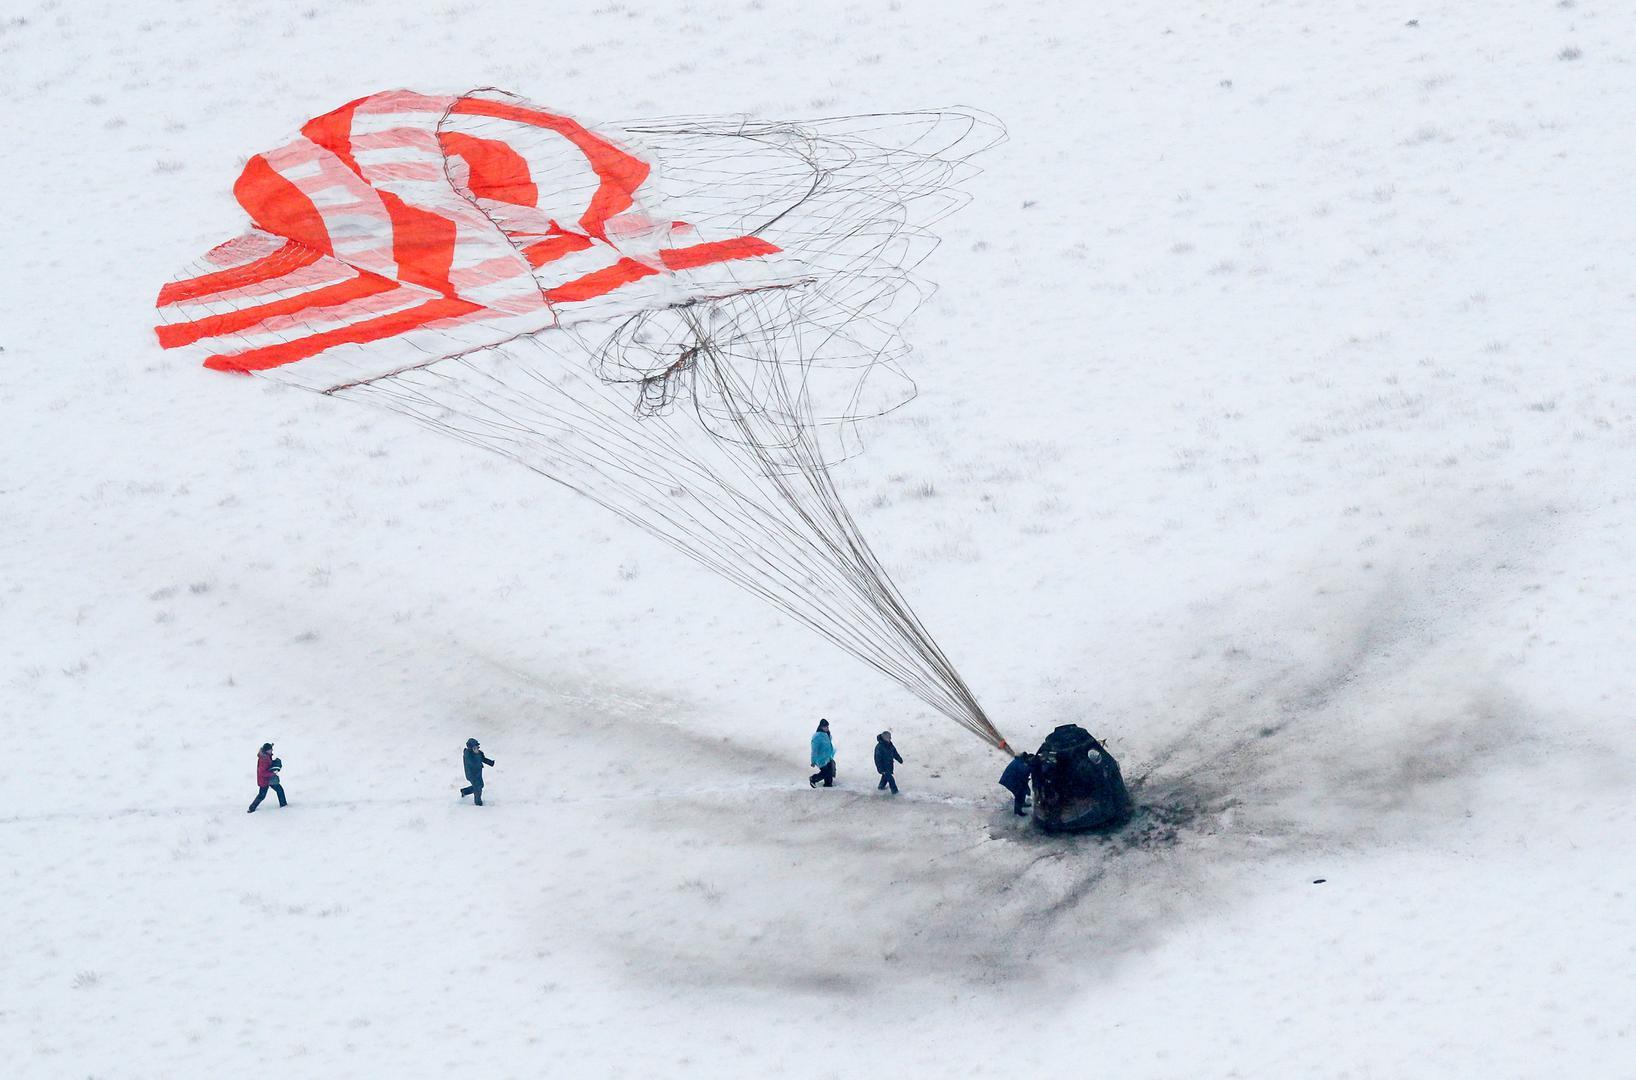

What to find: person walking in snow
left=809, top=719, right=836, bottom=788
left=247, top=742, right=286, bottom=813
left=873, top=730, right=903, bottom=794
left=460, top=738, right=494, bottom=806
left=999, top=752, right=1036, bottom=817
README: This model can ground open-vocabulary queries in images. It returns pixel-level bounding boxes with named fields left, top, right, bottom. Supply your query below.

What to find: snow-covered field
left=4, top=1, right=1635, bottom=1076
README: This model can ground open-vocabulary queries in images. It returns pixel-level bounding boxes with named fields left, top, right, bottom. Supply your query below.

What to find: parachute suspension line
left=346, top=302, right=1002, bottom=747
left=349, top=336, right=996, bottom=739
left=680, top=307, right=1004, bottom=747
left=299, top=104, right=1010, bottom=751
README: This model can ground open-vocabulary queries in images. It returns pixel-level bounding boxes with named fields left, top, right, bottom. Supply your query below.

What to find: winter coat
left=810, top=731, right=835, bottom=768
left=463, top=746, right=494, bottom=784
left=256, top=750, right=277, bottom=787
left=873, top=737, right=902, bottom=775
left=999, top=755, right=1032, bottom=794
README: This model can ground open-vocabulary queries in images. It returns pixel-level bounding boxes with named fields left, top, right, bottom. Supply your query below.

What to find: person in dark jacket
left=460, top=738, right=494, bottom=805
left=873, top=730, right=903, bottom=794
left=248, top=742, right=287, bottom=813
left=809, top=719, right=836, bottom=788
left=999, top=752, right=1036, bottom=816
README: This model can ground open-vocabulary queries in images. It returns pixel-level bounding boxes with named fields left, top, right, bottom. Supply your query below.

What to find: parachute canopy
left=156, top=88, right=1011, bottom=751
left=156, top=88, right=804, bottom=391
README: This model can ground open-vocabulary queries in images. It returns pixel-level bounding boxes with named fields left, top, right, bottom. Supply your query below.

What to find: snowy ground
left=4, top=0, right=1636, bottom=1076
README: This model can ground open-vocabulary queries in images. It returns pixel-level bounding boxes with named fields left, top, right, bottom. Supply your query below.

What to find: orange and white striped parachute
left=156, top=88, right=798, bottom=391
left=155, top=89, right=1012, bottom=751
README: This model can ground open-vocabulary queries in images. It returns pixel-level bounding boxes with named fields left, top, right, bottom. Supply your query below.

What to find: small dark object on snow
left=1312, top=878, right=1326, bottom=884
left=461, top=740, right=494, bottom=805
left=248, top=744, right=286, bottom=812
left=1031, top=724, right=1132, bottom=833
left=874, top=731, right=902, bottom=794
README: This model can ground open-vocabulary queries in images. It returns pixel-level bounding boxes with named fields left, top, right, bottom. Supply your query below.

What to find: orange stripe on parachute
left=439, top=130, right=539, bottom=207
left=520, top=230, right=595, bottom=267
left=658, top=236, right=780, bottom=271
left=449, top=97, right=650, bottom=241
left=303, top=103, right=461, bottom=297
left=155, top=272, right=401, bottom=349
left=375, top=189, right=459, bottom=295
left=544, top=258, right=660, bottom=304
left=300, top=98, right=366, bottom=178
left=157, top=241, right=324, bottom=306
left=203, top=296, right=482, bottom=373
left=545, top=238, right=785, bottom=304
left=234, top=154, right=333, bottom=257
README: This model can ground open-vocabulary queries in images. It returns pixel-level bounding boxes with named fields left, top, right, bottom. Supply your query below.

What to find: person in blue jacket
left=873, top=730, right=903, bottom=794
left=809, top=719, right=836, bottom=788
left=999, top=752, right=1036, bottom=816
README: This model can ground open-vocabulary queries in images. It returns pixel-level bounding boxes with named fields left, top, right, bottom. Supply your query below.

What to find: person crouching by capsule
left=873, top=730, right=903, bottom=794
left=999, top=752, right=1036, bottom=817
left=248, top=742, right=286, bottom=813
left=809, top=719, right=836, bottom=788
left=460, top=738, right=494, bottom=805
